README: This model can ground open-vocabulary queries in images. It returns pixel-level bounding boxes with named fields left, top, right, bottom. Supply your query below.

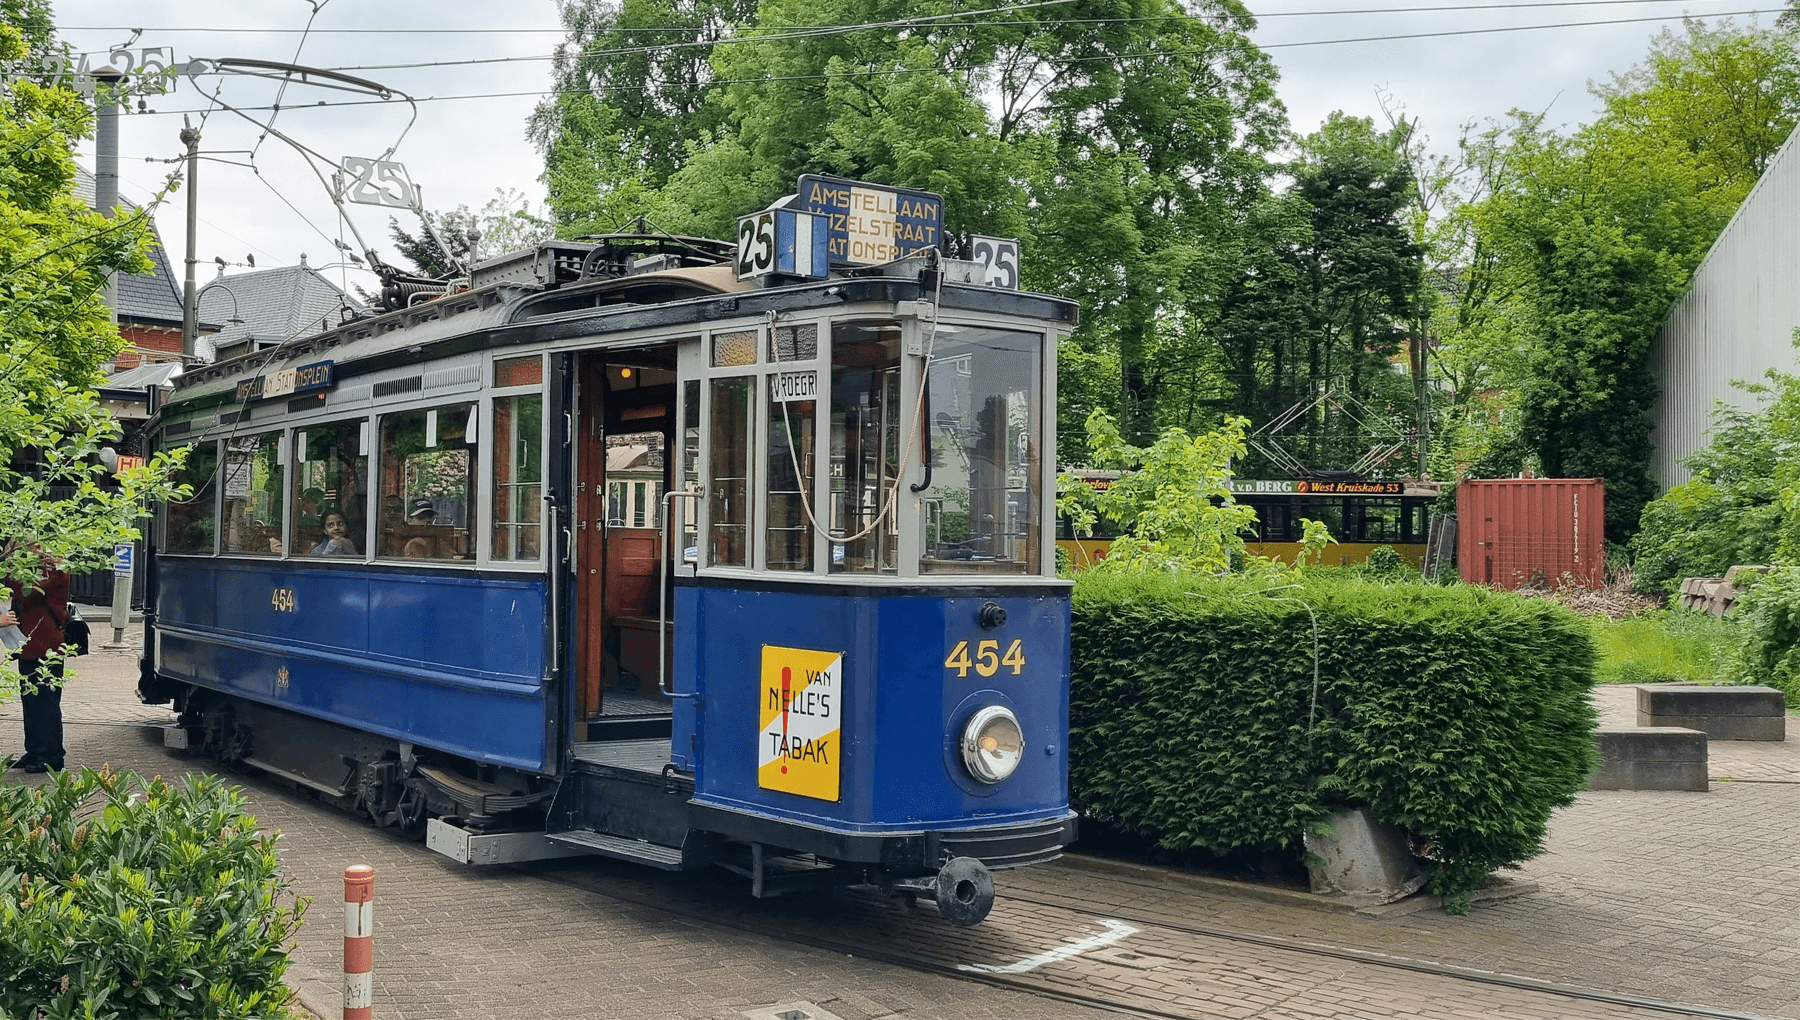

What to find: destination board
left=1228, top=479, right=1404, bottom=496
left=790, top=174, right=943, bottom=266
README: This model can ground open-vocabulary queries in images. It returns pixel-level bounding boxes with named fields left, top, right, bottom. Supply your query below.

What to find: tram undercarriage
left=164, top=684, right=1067, bottom=925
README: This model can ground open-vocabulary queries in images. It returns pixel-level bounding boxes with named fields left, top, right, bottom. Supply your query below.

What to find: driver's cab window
left=919, top=326, right=1041, bottom=574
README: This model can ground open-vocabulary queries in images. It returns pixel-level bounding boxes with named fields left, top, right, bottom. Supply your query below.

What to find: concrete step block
left=1590, top=728, right=1708, bottom=791
left=1636, top=684, right=1787, bottom=741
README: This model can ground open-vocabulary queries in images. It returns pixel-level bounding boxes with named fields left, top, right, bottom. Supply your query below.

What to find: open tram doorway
left=574, top=347, right=679, bottom=740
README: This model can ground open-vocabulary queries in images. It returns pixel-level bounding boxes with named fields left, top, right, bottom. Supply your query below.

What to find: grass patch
left=1591, top=608, right=1738, bottom=684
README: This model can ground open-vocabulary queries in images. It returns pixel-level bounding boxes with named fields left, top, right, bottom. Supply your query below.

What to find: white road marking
left=959, top=919, right=1140, bottom=974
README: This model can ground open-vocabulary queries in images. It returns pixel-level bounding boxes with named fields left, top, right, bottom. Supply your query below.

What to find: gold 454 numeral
left=270, top=588, right=296, bottom=613
left=944, top=639, right=1025, bottom=678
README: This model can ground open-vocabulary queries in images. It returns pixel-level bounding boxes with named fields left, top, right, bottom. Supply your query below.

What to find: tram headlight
left=960, top=706, right=1024, bottom=784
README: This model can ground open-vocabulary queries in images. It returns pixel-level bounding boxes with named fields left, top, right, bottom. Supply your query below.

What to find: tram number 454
left=270, top=588, right=297, bottom=613
left=945, top=639, right=1025, bottom=678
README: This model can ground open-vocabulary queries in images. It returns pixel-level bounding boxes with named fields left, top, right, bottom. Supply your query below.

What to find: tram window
left=770, top=323, right=818, bottom=362
left=920, top=327, right=1041, bottom=575
left=376, top=403, right=476, bottom=561
left=681, top=379, right=699, bottom=564
left=605, top=433, right=662, bottom=528
left=1359, top=498, right=1403, bottom=544
left=708, top=376, right=754, bottom=567
left=713, top=329, right=757, bottom=368
left=290, top=419, right=369, bottom=558
left=767, top=371, right=816, bottom=571
left=829, top=320, right=901, bottom=574
left=220, top=430, right=285, bottom=557
left=492, top=394, right=543, bottom=561
left=164, top=440, right=219, bottom=554
left=494, top=355, right=543, bottom=389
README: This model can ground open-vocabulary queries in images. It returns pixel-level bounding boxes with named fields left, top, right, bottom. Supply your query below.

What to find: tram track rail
left=106, top=725, right=1788, bottom=1020
left=999, top=890, right=1784, bottom=1020
left=526, top=857, right=1785, bottom=1020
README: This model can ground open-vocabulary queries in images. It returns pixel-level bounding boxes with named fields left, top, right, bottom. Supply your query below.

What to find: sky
left=43, top=0, right=1788, bottom=301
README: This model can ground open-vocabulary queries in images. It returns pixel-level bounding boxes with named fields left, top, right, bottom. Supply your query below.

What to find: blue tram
left=139, top=187, right=1077, bottom=924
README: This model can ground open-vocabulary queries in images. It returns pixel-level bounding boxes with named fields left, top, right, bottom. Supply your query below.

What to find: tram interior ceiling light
left=961, top=706, right=1024, bottom=784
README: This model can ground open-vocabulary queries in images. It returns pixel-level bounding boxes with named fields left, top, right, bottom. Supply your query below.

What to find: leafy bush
left=1631, top=393, right=1782, bottom=595
left=0, top=768, right=305, bottom=1019
left=1725, top=566, right=1800, bottom=707
left=1358, top=544, right=1410, bottom=579
left=1069, top=570, right=1598, bottom=911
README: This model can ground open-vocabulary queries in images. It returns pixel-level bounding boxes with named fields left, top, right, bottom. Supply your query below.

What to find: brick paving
left=4, top=642, right=1795, bottom=1019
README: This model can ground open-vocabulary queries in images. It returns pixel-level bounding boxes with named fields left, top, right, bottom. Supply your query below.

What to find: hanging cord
left=767, top=250, right=946, bottom=547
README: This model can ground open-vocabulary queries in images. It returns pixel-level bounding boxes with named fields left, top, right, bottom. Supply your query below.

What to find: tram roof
left=164, top=241, right=1078, bottom=415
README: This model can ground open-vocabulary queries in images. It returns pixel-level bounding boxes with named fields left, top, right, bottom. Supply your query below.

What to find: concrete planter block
left=1636, top=684, right=1786, bottom=741
left=1303, top=809, right=1428, bottom=906
left=1590, top=728, right=1707, bottom=791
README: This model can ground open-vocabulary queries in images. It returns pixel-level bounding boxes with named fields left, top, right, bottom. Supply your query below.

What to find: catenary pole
left=180, top=118, right=201, bottom=360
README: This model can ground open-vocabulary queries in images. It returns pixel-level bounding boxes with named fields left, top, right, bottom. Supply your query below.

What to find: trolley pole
left=343, top=865, right=374, bottom=1019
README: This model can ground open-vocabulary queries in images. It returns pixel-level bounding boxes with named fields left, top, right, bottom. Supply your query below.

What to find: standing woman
left=4, top=549, right=70, bottom=773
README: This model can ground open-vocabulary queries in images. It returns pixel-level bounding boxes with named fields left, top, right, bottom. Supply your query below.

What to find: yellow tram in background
left=1057, top=473, right=1437, bottom=569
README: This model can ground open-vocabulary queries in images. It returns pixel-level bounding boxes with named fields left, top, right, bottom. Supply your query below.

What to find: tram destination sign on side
left=1228, top=479, right=1405, bottom=496
left=236, top=360, right=335, bottom=403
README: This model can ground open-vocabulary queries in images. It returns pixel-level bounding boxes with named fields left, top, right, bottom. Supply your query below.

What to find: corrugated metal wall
left=1651, top=124, right=1800, bottom=490
left=1457, top=479, right=1606, bottom=590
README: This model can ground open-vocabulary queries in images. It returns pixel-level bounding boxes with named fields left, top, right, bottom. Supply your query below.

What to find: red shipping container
left=1457, top=479, right=1606, bottom=590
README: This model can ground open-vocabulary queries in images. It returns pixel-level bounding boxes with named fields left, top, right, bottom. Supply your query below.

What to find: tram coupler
left=888, top=857, right=995, bottom=927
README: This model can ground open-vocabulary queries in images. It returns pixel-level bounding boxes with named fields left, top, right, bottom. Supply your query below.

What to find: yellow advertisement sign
left=758, top=645, right=843, bottom=802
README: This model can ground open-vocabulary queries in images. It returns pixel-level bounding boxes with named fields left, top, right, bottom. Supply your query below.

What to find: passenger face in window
left=312, top=510, right=358, bottom=556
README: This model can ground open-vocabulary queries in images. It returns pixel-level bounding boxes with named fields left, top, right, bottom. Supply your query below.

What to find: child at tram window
left=310, top=510, right=359, bottom=556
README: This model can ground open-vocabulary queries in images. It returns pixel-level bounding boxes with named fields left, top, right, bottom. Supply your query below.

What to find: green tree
left=387, top=189, right=552, bottom=278
left=1212, top=114, right=1423, bottom=475
left=1058, top=409, right=1259, bottom=574
left=0, top=7, right=185, bottom=696
left=534, top=0, right=1285, bottom=454
left=1457, top=20, right=1800, bottom=540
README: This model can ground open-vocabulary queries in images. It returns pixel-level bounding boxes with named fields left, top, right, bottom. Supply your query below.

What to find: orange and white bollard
left=343, top=865, right=375, bottom=1020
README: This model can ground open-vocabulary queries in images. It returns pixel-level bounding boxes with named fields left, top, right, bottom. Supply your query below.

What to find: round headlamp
left=960, top=706, right=1024, bottom=784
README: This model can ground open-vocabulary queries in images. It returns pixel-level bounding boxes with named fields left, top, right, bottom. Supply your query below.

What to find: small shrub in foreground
left=0, top=767, right=305, bottom=1019
left=1070, top=571, right=1599, bottom=912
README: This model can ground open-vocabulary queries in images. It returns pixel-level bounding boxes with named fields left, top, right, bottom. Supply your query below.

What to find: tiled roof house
left=196, top=254, right=364, bottom=362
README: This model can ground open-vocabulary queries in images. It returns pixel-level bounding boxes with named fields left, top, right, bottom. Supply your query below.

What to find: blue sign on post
left=113, top=543, right=133, bottom=575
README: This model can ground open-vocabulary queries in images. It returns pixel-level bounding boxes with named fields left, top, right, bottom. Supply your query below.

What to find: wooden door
left=574, top=354, right=609, bottom=722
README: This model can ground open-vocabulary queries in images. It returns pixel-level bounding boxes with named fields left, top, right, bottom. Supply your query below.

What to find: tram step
left=545, top=829, right=687, bottom=870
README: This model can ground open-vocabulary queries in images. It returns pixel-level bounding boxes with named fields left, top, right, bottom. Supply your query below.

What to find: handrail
left=658, top=487, right=702, bottom=700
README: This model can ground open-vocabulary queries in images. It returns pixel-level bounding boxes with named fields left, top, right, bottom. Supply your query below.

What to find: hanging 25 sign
left=968, top=235, right=1020, bottom=290
left=737, top=210, right=830, bottom=281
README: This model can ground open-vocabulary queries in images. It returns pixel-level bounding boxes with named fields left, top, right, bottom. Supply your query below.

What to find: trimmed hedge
left=1070, top=571, right=1599, bottom=908
left=0, top=767, right=304, bottom=1019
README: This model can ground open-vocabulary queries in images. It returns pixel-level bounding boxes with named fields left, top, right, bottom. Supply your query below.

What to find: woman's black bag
left=61, top=603, right=89, bottom=655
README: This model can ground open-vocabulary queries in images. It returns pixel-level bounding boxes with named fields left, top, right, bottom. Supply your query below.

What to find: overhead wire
left=92, top=5, right=1782, bottom=119
left=250, top=0, right=332, bottom=162
left=48, top=0, right=1772, bottom=36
